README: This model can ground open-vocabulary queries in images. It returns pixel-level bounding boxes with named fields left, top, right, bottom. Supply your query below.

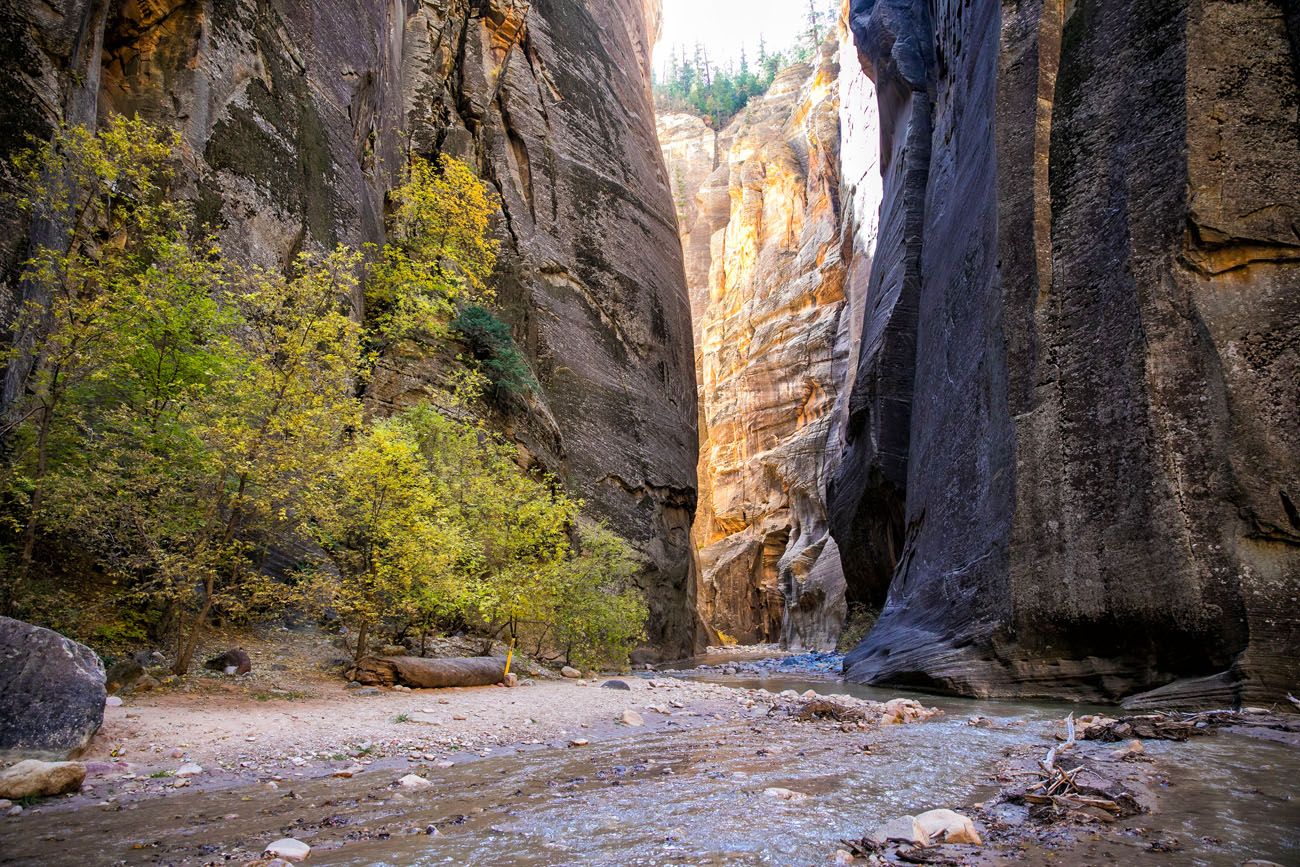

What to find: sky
left=654, top=0, right=824, bottom=80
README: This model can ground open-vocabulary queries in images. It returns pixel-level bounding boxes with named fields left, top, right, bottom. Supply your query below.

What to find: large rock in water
left=834, top=0, right=1300, bottom=706
left=0, top=617, right=106, bottom=759
left=0, top=0, right=702, bottom=657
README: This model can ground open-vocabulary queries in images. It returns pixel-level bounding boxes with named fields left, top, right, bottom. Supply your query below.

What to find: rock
left=503, top=673, right=518, bottom=688
left=104, top=696, right=122, bottom=708
left=561, top=666, right=581, bottom=679
left=658, top=53, right=851, bottom=648
left=837, top=0, right=1300, bottom=707
left=618, top=710, right=645, bottom=727
left=397, top=774, right=432, bottom=790
left=0, top=799, right=9, bottom=809
left=263, top=838, right=311, bottom=862
left=601, top=680, right=632, bottom=691
left=833, top=850, right=854, bottom=865
left=762, top=787, right=808, bottom=802
left=203, top=649, right=251, bottom=676
left=352, top=687, right=381, bottom=697
left=104, top=659, right=144, bottom=695
left=380, top=645, right=407, bottom=656
left=172, top=777, right=190, bottom=788
left=914, top=809, right=982, bottom=845
left=6, top=805, right=21, bottom=816
left=868, top=815, right=926, bottom=847
left=0, top=618, right=106, bottom=760
left=175, top=763, right=204, bottom=777
left=568, top=738, right=589, bottom=747
left=128, top=675, right=161, bottom=694
left=1241, top=861, right=1285, bottom=867
left=0, top=760, right=86, bottom=799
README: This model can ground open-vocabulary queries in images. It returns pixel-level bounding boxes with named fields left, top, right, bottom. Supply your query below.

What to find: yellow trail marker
left=504, top=639, right=515, bottom=677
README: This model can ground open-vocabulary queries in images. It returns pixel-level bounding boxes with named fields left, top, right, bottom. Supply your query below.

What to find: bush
left=451, top=305, right=536, bottom=399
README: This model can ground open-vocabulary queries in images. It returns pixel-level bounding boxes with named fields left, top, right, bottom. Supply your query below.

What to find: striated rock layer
left=0, top=0, right=701, bottom=655
left=659, top=45, right=866, bottom=650
left=835, top=0, right=1300, bottom=706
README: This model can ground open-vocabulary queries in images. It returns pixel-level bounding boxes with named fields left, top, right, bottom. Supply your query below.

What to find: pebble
left=105, top=696, right=123, bottom=707
left=175, top=763, right=204, bottom=777
left=169, top=748, right=185, bottom=759
left=171, top=778, right=190, bottom=788
left=833, top=850, right=854, bottom=865
left=618, top=710, right=645, bottom=727
left=762, top=787, right=808, bottom=802
left=263, top=838, right=311, bottom=862
left=398, top=774, right=433, bottom=790
left=568, top=738, right=589, bottom=747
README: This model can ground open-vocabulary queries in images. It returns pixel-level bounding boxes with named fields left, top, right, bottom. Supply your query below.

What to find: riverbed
left=0, top=672, right=1295, bottom=866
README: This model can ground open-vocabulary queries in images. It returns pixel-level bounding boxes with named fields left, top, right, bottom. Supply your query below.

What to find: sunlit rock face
left=659, top=43, right=872, bottom=649
left=837, top=0, right=1300, bottom=705
left=0, top=0, right=703, bottom=656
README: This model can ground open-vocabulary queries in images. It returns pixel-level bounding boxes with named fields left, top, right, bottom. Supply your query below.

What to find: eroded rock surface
left=0, top=617, right=105, bottom=759
left=0, top=0, right=700, bottom=655
left=836, top=0, right=1300, bottom=705
left=658, top=47, right=859, bottom=649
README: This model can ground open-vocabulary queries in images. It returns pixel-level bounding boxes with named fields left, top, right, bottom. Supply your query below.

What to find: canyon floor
left=0, top=640, right=1297, bottom=866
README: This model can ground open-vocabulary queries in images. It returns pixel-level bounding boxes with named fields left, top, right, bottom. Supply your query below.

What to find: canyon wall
left=0, top=0, right=701, bottom=655
left=835, top=0, right=1300, bottom=705
left=658, top=45, right=866, bottom=649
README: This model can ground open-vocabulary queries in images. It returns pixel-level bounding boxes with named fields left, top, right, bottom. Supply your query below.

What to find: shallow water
left=1, top=676, right=1295, bottom=866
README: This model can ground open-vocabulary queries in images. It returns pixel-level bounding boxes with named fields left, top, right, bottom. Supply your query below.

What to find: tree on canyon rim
left=0, top=118, right=649, bottom=671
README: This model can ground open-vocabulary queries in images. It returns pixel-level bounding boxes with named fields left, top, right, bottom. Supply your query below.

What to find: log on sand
left=348, top=656, right=507, bottom=688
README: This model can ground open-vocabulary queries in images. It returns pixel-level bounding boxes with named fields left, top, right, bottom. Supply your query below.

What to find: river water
left=1, top=674, right=1296, bottom=866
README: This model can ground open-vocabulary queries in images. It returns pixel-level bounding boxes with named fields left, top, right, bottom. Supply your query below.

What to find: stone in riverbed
left=0, top=760, right=86, bottom=799
left=0, top=618, right=106, bottom=760
left=561, top=666, right=580, bottom=679
left=617, top=710, right=645, bottom=727
left=762, top=787, right=808, bottom=802
left=204, top=649, right=251, bottom=676
left=868, top=815, right=926, bottom=847
left=398, top=774, right=433, bottom=790
left=175, top=763, right=204, bottom=777
left=601, top=680, right=631, bottom=690
left=263, top=838, right=311, bottom=862
left=914, top=809, right=982, bottom=845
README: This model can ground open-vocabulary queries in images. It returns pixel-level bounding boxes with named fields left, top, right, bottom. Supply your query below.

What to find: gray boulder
left=0, top=617, right=106, bottom=759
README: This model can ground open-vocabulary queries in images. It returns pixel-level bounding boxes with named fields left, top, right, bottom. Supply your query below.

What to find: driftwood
left=348, top=656, right=507, bottom=688
left=793, top=698, right=870, bottom=722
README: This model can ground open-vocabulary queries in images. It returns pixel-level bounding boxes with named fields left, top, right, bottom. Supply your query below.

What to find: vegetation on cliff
left=0, top=118, right=648, bottom=672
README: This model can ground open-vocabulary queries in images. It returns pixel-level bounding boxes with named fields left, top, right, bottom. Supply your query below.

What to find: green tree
left=300, top=416, right=464, bottom=662
left=549, top=522, right=648, bottom=669
left=1, top=117, right=183, bottom=609
left=365, top=154, right=499, bottom=352
left=451, top=304, right=535, bottom=402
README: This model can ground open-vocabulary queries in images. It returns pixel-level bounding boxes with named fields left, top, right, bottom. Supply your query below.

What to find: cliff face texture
left=836, top=0, right=1300, bottom=705
left=0, top=0, right=700, bottom=655
left=658, top=50, right=860, bottom=649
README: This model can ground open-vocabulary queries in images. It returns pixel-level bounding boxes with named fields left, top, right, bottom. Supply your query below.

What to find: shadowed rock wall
left=0, top=0, right=702, bottom=656
left=837, top=0, right=1300, bottom=705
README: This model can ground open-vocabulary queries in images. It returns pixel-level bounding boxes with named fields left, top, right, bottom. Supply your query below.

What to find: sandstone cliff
left=658, top=47, right=857, bottom=649
left=835, top=0, right=1300, bottom=705
left=0, top=0, right=700, bottom=655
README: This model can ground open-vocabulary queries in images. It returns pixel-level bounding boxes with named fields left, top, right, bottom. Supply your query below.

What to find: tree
left=451, top=304, right=535, bottom=402
left=549, top=522, right=648, bottom=669
left=0, top=117, right=184, bottom=611
left=365, top=154, right=499, bottom=353
left=300, top=416, right=464, bottom=663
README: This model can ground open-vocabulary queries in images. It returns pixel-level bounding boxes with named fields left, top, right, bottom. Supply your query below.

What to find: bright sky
left=654, top=0, right=817, bottom=79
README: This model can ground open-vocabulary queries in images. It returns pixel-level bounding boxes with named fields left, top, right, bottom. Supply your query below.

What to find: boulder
left=0, top=760, right=86, bottom=799
left=263, top=838, right=311, bottom=862
left=618, top=710, right=645, bottom=727
left=104, top=659, right=144, bottom=695
left=914, top=809, right=982, bottom=845
left=601, top=680, right=632, bottom=690
left=561, top=666, right=581, bottom=679
left=397, top=774, right=433, bottom=790
left=204, top=648, right=251, bottom=675
left=0, top=617, right=105, bottom=759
